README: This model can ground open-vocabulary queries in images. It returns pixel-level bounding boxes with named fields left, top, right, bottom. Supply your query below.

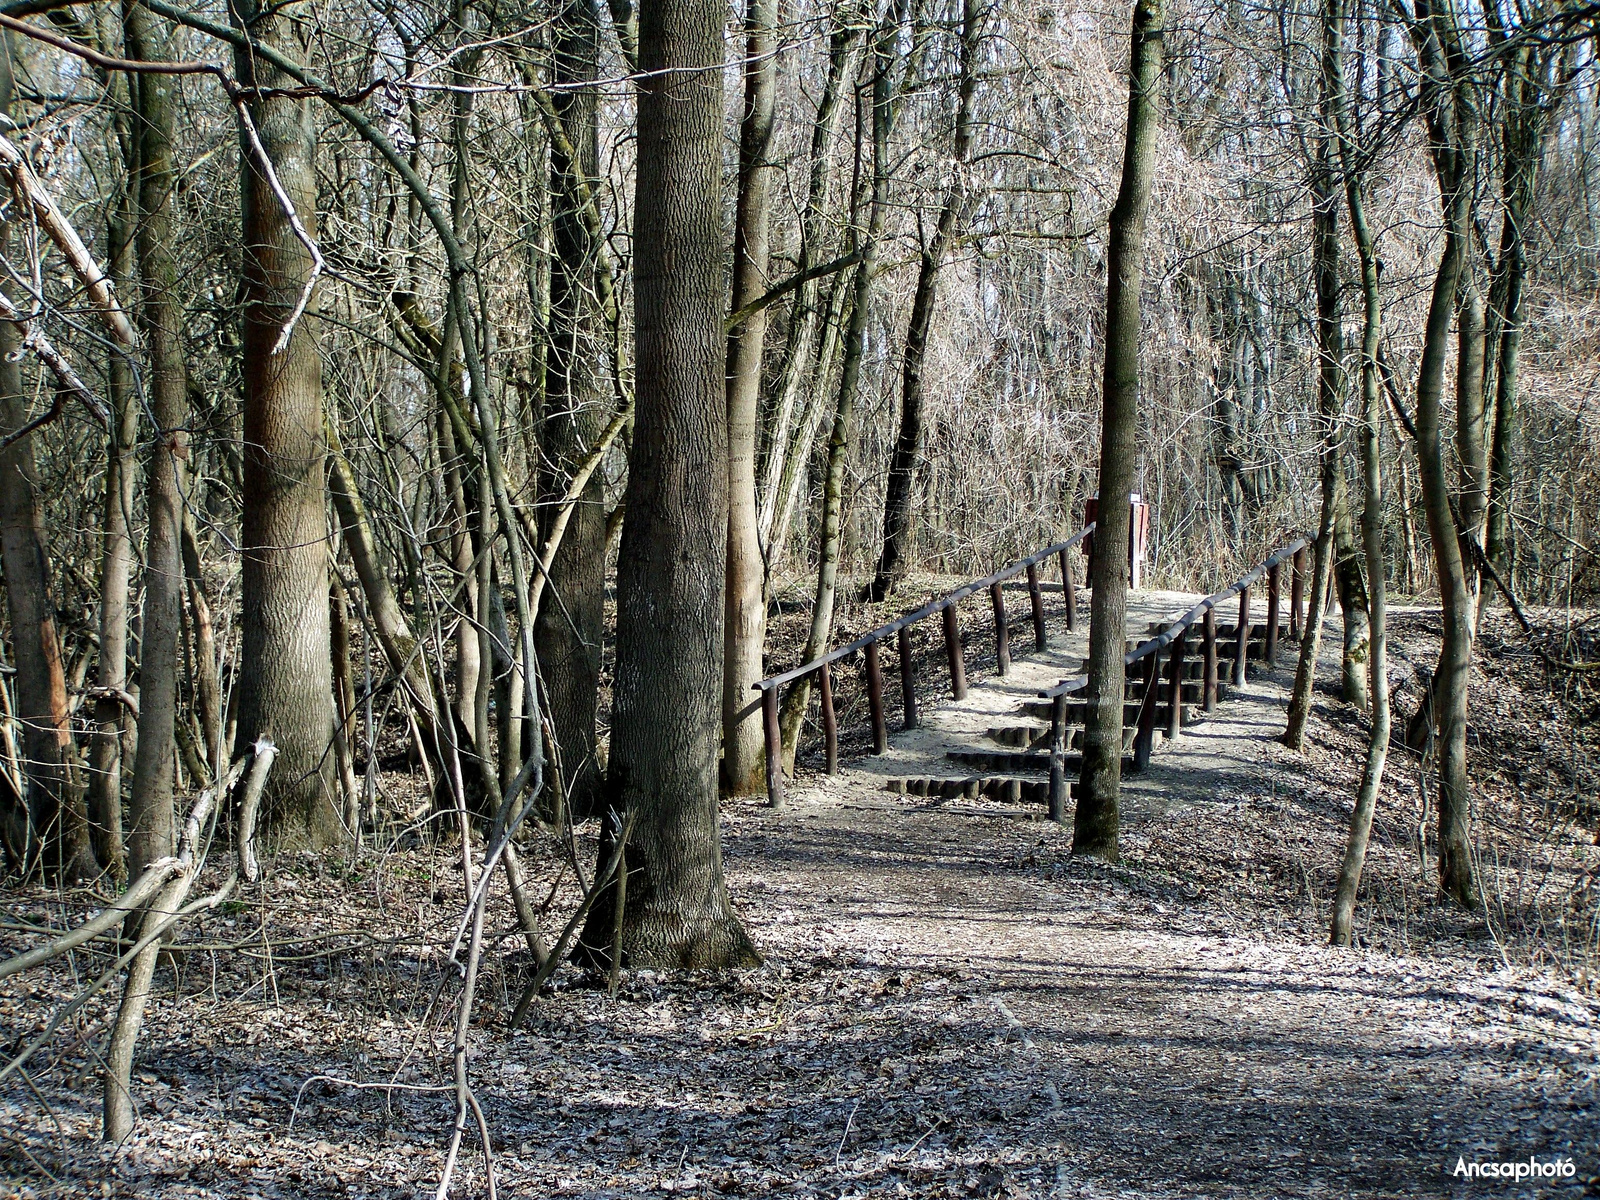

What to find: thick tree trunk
left=1330, top=0, right=1392, bottom=943
left=1074, top=0, right=1164, bottom=862
left=0, top=58, right=91, bottom=880
left=577, top=0, right=757, bottom=968
left=721, top=0, right=778, bottom=796
left=234, top=1, right=337, bottom=845
left=777, top=1, right=905, bottom=771
left=126, top=6, right=188, bottom=876
left=537, top=0, right=609, bottom=816
left=1284, top=136, right=1343, bottom=751
left=869, top=0, right=982, bottom=602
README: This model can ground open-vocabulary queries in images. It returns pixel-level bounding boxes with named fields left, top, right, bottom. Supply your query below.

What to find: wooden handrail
left=753, top=524, right=1096, bottom=693
left=1037, top=536, right=1309, bottom=699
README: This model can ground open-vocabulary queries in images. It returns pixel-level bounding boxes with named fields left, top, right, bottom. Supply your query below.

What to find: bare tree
left=1075, top=0, right=1165, bottom=861
left=578, top=0, right=758, bottom=967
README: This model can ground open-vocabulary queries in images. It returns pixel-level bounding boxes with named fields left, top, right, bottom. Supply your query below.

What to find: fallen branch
left=0, top=857, right=181, bottom=981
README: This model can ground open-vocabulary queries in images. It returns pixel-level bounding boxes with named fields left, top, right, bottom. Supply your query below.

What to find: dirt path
left=5, top=610, right=1598, bottom=1200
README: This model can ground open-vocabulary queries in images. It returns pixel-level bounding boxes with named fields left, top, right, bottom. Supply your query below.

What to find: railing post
left=1027, top=562, right=1047, bottom=651
left=942, top=602, right=967, bottom=700
left=1133, top=651, right=1159, bottom=771
left=1167, top=625, right=1187, bottom=742
left=1289, top=547, right=1305, bottom=641
left=1234, top=585, right=1251, bottom=688
left=1047, top=691, right=1067, bottom=823
left=819, top=662, right=838, bottom=775
left=762, top=686, right=784, bottom=807
left=865, top=639, right=888, bottom=754
left=1058, top=548, right=1077, bottom=632
left=1265, top=561, right=1281, bottom=666
left=990, top=582, right=1010, bottom=676
left=897, top=626, right=918, bottom=730
left=1203, top=605, right=1218, bottom=713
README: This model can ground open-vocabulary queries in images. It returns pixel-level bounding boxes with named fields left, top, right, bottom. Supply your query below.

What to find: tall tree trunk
left=1455, top=281, right=1488, bottom=620
left=756, top=19, right=859, bottom=556
left=1330, top=0, right=1392, bottom=944
left=537, top=0, right=610, bottom=817
left=721, top=0, right=779, bottom=796
left=1074, top=0, right=1164, bottom=862
left=90, top=117, right=138, bottom=886
left=125, top=4, right=189, bottom=877
left=1483, top=45, right=1549, bottom=591
left=1407, top=0, right=1477, bottom=908
left=868, top=0, right=982, bottom=601
left=0, top=48, right=91, bottom=880
left=777, top=0, right=906, bottom=769
left=577, top=0, right=757, bottom=968
left=768, top=269, right=852, bottom=575
left=1284, top=134, right=1344, bottom=751
left=1332, top=475, right=1370, bottom=708
left=234, top=0, right=337, bottom=844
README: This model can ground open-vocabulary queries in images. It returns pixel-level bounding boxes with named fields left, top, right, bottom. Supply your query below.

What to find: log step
left=946, top=747, right=1141, bottom=774
left=986, top=724, right=1049, bottom=749
left=884, top=776, right=1062, bottom=804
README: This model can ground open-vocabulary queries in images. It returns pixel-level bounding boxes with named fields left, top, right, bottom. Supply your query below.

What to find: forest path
left=709, top=639, right=1598, bottom=1198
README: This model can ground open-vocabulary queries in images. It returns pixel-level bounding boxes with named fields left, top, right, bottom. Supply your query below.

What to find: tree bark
left=869, top=0, right=982, bottom=601
left=721, top=0, right=779, bottom=796
left=1074, top=0, right=1164, bottom=862
left=577, top=0, right=757, bottom=968
left=234, top=0, right=337, bottom=845
left=537, top=0, right=610, bottom=816
left=125, top=3, right=189, bottom=877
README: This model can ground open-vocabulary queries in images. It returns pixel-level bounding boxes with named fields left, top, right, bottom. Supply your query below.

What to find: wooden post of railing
left=1027, top=563, right=1047, bottom=651
left=1234, top=585, right=1251, bottom=687
left=1289, top=547, right=1305, bottom=641
left=819, top=661, right=838, bottom=774
left=1059, top=548, right=1077, bottom=632
left=1167, top=624, right=1187, bottom=742
left=990, top=582, right=1010, bottom=676
left=1203, top=605, right=1218, bottom=713
left=865, top=639, right=888, bottom=754
left=762, top=686, right=784, bottom=807
left=942, top=603, right=967, bottom=700
left=1133, top=651, right=1159, bottom=771
left=897, top=626, right=918, bottom=730
left=1047, top=691, right=1067, bottom=823
left=1265, top=561, right=1281, bottom=666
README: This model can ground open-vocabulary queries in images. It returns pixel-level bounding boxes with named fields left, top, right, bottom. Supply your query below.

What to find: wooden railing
left=754, top=525, right=1096, bottom=806
left=1035, top=536, right=1310, bottom=817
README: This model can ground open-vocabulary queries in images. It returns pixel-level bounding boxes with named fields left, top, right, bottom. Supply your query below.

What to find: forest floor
left=3, top=594, right=1599, bottom=1199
